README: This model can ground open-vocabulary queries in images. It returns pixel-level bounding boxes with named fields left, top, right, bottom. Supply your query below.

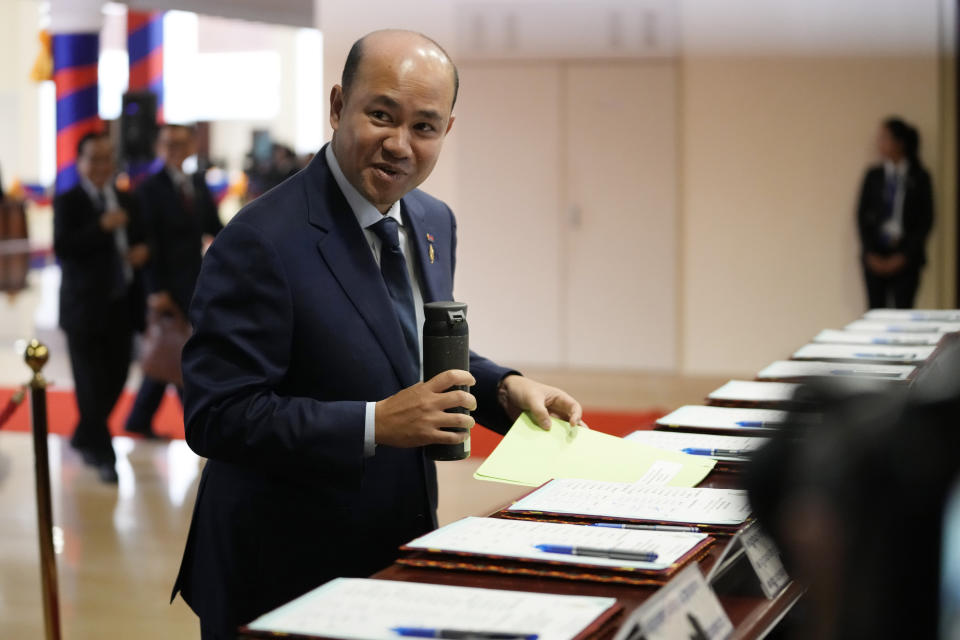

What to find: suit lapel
left=402, top=197, right=444, bottom=303
left=305, top=149, right=418, bottom=387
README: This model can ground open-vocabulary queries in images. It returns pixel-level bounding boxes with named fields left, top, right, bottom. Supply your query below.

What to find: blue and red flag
left=52, top=32, right=102, bottom=194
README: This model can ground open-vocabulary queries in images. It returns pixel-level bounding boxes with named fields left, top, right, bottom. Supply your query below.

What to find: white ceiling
left=122, top=0, right=314, bottom=28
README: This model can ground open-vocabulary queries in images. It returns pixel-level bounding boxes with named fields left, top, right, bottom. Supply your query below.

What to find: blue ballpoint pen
left=681, top=447, right=751, bottom=458
left=853, top=352, right=913, bottom=359
left=591, top=522, right=701, bottom=533
left=829, top=369, right=903, bottom=378
left=734, top=420, right=779, bottom=428
left=870, top=338, right=913, bottom=345
left=535, top=544, right=658, bottom=562
left=392, top=628, right=538, bottom=640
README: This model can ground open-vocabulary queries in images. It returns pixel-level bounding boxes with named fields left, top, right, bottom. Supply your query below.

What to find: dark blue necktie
left=880, top=172, right=899, bottom=248
left=370, top=216, right=420, bottom=379
left=94, top=190, right=127, bottom=299
left=883, top=173, right=898, bottom=220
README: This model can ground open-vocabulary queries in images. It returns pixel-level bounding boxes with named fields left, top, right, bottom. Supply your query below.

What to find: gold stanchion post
left=25, top=339, right=61, bottom=640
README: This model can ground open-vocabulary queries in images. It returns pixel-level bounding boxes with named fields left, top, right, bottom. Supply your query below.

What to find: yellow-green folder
left=474, top=413, right=716, bottom=487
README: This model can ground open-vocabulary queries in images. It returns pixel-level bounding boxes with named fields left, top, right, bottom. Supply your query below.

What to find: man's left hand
left=498, top=374, right=583, bottom=431
left=884, top=252, right=907, bottom=275
left=127, top=243, right=150, bottom=268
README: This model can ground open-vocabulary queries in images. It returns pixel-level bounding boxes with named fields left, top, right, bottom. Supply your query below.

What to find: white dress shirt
left=166, top=165, right=195, bottom=199
left=324, top=144, right=426, bottom=457
left=80, top=176, right=132, bottom=286
left=882, top=158, right=908, bottom=244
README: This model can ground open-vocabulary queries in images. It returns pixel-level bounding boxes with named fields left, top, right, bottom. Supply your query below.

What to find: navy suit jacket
left=138, top=168, right=223, bottom=314
left=172, top=147, right=516, bottom=633
left=856, top=162, right=933, bottom=270
left=53, top=184, right=147, bottom=335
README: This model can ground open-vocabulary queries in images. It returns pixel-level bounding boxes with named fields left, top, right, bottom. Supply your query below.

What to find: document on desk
left=756, top=359, right=916, bottom=381
left=792, top=343, right=935, bottom=364
left=864, top=308, right=960, bottom=322
left=655, top=405, right=802, bottom=434
left=813, top=329, right=944, bottom=346
left=625, top=430, right=770, bottom=462
left=474, top=413, right=715, bottom=487
left=706, top=380, right=802, bottom=404
left=404, top=516, right=710, bottom=572
left=508, top=478, right=752, bottom=526
left=845, top=319, right=960, bottom=334
left=244, top=577, right=618, bottom=640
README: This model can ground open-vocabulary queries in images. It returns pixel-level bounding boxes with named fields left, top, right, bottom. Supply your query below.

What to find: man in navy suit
left=857, top=117, right=934, bottom=309
left=172, top=30, right=584, bottom=638
left=54, top=132, right=149, bottom=482
left=125, top=124, right=223, bottom=437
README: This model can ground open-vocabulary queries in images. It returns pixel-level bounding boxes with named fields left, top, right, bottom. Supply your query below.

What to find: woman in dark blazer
left=857, top=117, right=934, bottom=309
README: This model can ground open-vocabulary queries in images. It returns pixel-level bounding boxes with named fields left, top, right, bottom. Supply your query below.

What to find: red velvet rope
left=0, top=387, right=26, bottom=429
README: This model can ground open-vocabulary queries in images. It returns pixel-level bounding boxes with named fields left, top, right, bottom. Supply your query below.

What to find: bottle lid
left=424, top=301, right=467, bottom=324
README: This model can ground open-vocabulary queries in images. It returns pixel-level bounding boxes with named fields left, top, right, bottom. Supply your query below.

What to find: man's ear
left=329, top=85, right=344, bottom=131
left=444, top=114, right=455, bottom=136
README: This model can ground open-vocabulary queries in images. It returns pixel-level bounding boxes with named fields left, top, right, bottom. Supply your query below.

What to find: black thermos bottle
left=423, top=301, right=470, bottom=461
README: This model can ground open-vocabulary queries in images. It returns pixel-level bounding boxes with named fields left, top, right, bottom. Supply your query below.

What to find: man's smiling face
left=329, top=31, right=456, bottom=213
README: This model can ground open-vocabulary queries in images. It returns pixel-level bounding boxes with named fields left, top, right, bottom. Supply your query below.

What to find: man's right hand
left=99, top=208, right=128, bottom=231
left=375, top=370, right=477, bottom=448
left=148, top=291, right=179, bottom=315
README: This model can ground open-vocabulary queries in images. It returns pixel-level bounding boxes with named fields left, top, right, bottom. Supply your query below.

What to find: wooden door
left=563, top=62, right=678, bottom=370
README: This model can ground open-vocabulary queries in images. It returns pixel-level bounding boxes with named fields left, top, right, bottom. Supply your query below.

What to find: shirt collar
left=166, top=165, right=187, bottom=186
left=79, top=176, right=110, bottom=201
left=325, top=143, right=402, bottom=230
left=884, top=159, right=908, bottom=178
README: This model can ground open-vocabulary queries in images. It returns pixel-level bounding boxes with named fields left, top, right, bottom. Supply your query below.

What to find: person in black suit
left=857, top=117, right=934, bottom=309
left=125, top=124, right=223, bottom=438
left=171, top=30, right=585, bottom=638
left=54, top=132, right=150, bottom=483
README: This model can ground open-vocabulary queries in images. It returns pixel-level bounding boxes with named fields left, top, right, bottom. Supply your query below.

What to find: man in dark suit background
left=125, top=123, right=223, bottom=437
left=54, top=132, right=149, bottom=483
left=171, top=30, right=585, bottom=638
left=857, top=117, right=934, bottom=309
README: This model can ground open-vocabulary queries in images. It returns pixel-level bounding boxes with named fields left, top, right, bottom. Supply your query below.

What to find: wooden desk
left=373, top=470, right=801, bottom=640
left=242, top=334, right=958, bottom=639
left=374, top=562, right=802, bottom=640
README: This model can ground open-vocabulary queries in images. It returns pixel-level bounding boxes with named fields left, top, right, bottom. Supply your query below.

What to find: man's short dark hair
left=883, top=116, right=920, bottom=163
left=160, top=122, right=196, bottom=137
left=77, top=131, right=109, bottom=157
left=341, top=32, right=460, bottom=110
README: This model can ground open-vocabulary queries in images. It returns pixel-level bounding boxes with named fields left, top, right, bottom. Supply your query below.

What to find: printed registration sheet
left=625, top=430, right=769, bottom=462
left=655, top=406, right=795, bottom=432
left=813, top=329, right=943, bottom=346
left=508, top=478, right=752, bottom=526
left=863, top=308, right=960, bottom=322
left=404, top=516, right=709, bottom=571
left=706, top=380, right=801, bottom=404
left=792, top=342, right=935, bottom=363
left=245, top=577, right=618, bottom=640
left=756, top=360, right=915, bottom=381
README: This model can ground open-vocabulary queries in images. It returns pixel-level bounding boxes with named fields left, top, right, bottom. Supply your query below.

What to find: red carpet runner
left=0, top=387, right=665, bottom=457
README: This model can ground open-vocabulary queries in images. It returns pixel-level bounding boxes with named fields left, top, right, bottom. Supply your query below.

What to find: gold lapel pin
left=427, top=233, right=435, bottom=264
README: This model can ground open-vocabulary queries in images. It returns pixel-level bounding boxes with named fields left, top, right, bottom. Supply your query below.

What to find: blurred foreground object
left=747, top=341, right=960, bottom=639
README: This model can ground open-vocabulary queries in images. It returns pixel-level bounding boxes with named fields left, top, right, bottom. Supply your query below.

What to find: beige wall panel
left=564, top=62, right=678, bottom=370
left=449, top=63, right=564, bottom=367
left=681, top=55, right=940, bottom=376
